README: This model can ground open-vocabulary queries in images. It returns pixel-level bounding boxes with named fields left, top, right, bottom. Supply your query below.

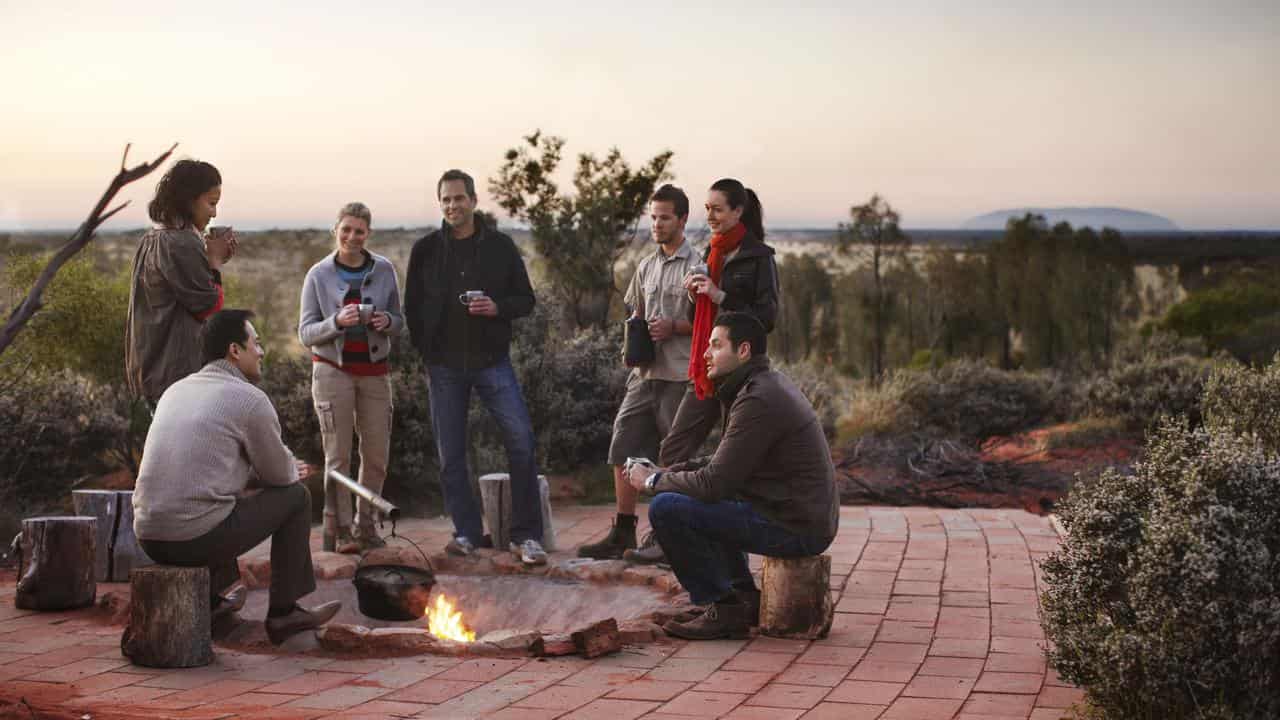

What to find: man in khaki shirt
left=578, top=185, right=697, bottom=560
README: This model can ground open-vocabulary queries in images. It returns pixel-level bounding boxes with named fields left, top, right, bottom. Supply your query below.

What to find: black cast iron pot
left=352, top=563, right=436, bottom=621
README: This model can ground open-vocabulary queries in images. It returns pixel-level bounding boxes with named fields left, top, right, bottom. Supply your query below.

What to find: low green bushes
left=1041, top=358, right=1280, bottom=718
left=839, top=359, right=1072, bottom=443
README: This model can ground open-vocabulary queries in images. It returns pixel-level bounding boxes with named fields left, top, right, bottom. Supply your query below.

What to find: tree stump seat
left=121, top=565, right=213, bottom=668
left=478, top=473, right=556, bottom=551
left=758, top=554, right=834, bottom=640
left=71, top=489, right=154, bottom=582
left=15, top=516, right=97, bottom=611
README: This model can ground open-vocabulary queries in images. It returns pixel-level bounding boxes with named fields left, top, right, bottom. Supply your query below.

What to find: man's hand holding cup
left=459, top=290, right=498, bottom=317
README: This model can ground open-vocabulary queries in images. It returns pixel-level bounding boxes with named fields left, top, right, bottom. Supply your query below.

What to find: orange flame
left=425, top=594, right=475, bottom=643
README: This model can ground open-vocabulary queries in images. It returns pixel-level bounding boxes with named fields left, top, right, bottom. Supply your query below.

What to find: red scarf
left=688, top=222, right=746, bottom=399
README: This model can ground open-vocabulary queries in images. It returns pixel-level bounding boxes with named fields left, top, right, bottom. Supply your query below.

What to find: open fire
left=425, top=593, right=475, bottom=643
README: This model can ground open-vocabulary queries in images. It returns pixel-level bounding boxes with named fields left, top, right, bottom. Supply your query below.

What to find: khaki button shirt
left=624, top=240, right=698, bottom=382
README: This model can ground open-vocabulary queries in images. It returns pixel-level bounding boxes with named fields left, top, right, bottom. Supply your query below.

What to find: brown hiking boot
left=663, top=600, right=750, bottom=641
left=577, top=521, right=637, bottom=560
left=623, top=530, right=666, bottom=564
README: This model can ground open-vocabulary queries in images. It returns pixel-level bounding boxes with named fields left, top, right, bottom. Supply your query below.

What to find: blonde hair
left=335, top=202, right=372, bottom=228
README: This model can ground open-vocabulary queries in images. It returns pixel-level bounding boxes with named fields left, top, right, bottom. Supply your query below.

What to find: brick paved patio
left=0, top=505, right=1083, bottom=719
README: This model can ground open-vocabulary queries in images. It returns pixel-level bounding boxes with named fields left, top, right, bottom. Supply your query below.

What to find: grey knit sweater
left=133, top=360, right=298, bottom=541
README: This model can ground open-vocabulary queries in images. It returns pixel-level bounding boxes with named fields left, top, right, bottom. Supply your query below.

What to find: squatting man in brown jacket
left=132, top=309, right=340, bottom=644
left=625, top=311, right=839, bottom=640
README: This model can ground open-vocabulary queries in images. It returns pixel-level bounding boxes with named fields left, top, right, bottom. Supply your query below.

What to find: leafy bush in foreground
left=1042, top=418, right=1280, bottom=719
left=1201, top=355, right=1280, bottom=454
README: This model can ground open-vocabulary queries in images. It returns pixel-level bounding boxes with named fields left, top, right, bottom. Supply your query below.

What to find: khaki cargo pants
left=311, top=362, right=393, bottom=534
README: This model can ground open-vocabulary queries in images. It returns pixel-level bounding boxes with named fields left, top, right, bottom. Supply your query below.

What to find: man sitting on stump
left=624, top=311, right=838, bottom=640
left=133, top=309, right=340, bottom=644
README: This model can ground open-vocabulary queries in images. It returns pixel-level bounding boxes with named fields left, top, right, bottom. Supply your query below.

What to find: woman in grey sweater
left=298, top=203, right=404, bottom=553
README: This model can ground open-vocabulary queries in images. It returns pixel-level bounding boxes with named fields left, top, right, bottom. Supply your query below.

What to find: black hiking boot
left=663, top=599, right=751, bottom=641
left=577, top=516, right=637, bottom=560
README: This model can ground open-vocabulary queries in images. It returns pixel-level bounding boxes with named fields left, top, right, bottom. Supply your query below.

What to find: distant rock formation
left=963, top=207, right=1179, bottom=232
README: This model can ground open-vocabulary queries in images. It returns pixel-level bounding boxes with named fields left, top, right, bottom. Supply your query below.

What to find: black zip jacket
left=404, top=220, right=535, bottom=368
left=688, top=231, right=780, bottom=332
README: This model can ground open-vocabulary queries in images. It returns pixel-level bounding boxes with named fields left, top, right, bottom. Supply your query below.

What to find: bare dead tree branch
left=0, top=142, right=177, bottom=357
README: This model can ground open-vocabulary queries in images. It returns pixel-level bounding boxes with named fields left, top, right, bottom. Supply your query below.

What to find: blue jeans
left=427, top=358, right=543, bottom=544
left=649, top=493, right=832, bottom=605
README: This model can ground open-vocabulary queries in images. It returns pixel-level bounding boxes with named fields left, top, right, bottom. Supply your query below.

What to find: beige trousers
left=311, top=362, right=393, bottom=533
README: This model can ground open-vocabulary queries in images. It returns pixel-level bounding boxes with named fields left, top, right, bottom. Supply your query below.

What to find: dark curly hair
left=147, top=159, right=221, bottom=228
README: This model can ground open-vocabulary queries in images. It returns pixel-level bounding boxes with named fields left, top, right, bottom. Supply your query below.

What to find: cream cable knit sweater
left=133, top=360, right=298, bottom=542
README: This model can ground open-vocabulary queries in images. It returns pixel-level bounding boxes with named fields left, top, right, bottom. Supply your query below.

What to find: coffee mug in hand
left=689, top=263, right=709, bottom=278
left=208, top=225, right=233, bottom=239
left=357, top=303, right=374, bottom=325
left=458, top=290, right=486, bottom=306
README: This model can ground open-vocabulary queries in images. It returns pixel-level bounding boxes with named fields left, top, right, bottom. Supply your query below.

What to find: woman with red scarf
left=625, top=178, right=780, bottom=565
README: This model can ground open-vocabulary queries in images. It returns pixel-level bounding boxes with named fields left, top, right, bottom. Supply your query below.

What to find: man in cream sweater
left=133, top=309, right=339, bottom=644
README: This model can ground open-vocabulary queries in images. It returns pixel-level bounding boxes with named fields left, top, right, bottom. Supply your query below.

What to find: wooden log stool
left=121, top=565, right=213, bottom=668
left=478, top=473, right=556, bottom=551
left=758, top=554, right=834, bottom=640
left=72, top=490, right=154, bottom=582
left=16, top=516, right=97, bottom=611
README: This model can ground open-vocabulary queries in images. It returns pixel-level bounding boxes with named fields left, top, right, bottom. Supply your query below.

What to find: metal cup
left=689, top=262, right=709, bottom=278
left=458, top=290, right=486, bottom=306
left=357, top=303, right=374, bottom=325
left=208, top=225, right=233, bottom=239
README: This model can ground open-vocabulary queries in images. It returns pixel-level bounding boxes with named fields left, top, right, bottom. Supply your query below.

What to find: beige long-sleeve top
left=133, top=360, right=297, bottom=541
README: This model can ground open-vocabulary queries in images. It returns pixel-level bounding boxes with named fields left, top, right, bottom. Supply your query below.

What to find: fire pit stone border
left=236, top=545, right=691, bottom=659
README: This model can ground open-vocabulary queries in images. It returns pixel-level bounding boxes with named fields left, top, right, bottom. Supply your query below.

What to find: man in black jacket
left=404, top=169, right=546, bottom=565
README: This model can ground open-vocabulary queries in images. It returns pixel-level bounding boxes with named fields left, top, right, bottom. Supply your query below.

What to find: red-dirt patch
left=835, top=422, right=1139, bottom=515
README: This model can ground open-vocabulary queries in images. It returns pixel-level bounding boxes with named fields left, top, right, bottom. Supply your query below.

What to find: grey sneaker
left=445, top=536, right=478, bottom=556
left=511, top=538, right=548, bottom=566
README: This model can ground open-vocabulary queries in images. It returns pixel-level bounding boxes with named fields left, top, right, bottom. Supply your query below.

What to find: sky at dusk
left=1, top=0, right=1277, bottom=231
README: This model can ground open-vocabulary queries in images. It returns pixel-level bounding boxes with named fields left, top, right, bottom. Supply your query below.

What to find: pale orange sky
left=1, top=0, right=1277, bottom=231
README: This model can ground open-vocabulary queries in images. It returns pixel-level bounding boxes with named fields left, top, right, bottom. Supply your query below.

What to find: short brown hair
left=651, top=184, right=689, bottom=219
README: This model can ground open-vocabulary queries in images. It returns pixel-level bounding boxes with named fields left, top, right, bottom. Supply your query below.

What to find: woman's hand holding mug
left=336, top=304, right=361, bottom=328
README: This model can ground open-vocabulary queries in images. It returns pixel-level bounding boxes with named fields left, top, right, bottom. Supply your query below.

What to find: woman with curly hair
left=125, top=159, right=237, bottom=403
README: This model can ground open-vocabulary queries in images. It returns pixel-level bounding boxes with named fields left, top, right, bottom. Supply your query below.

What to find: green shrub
left=0, top=371, right=124, bottom=512
left=890, top=359, right=1070, bottom=440
left=0, top=253, right=130, bottom=385
left=1083, top=354, right=1211, bottom=430
left=1202, top=355, right=1280, bottom=455
left=1041, top=419, right=1280, bottom=718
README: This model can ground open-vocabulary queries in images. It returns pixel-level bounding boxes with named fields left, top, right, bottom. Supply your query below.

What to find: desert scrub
left=846, top=359, right=1072, bottom=442
left=0, top=370, right=124, bottom=511
left=1201, top=355, right=1280, bottom=454
left=1082, top=353, right=1211, bottom=430
left=1041, top=419, right=1280, bottom=719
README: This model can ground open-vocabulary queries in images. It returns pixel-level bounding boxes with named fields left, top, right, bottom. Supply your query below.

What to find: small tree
left=489, top=131, right=672, bottom=331
left=837, top=194, right=910, bottom=384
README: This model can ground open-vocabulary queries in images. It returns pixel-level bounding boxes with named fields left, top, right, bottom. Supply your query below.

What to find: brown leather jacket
left=124, top=227, right=223, bottom=403
left=655, top=356, right=839, bottom=543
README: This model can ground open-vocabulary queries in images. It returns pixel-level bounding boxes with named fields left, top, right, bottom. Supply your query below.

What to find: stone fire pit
left=229, top=544, right=693, bottom=658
